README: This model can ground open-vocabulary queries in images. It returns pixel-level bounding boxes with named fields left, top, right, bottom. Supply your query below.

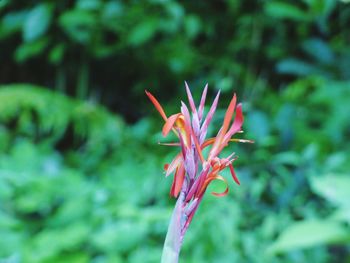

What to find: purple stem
left=161, top=192, right=185, bottom=263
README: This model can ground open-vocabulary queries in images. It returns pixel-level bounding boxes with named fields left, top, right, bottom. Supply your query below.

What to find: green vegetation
left=0, top=0, right=350, bottom=262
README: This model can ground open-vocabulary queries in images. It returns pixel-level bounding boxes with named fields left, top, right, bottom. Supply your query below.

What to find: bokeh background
left=1, top=0, right=350, bottom=262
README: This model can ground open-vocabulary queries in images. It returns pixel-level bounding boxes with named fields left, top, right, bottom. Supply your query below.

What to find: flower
left=146, top=82, right=252, bottom=199
left=147, top=82, right=253, bottom=263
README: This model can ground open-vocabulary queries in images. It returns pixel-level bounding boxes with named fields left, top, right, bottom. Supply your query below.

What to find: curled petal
left=211, top=183, right=229, bottom=197
left=162, top=113, right=182, bottom=137
left=145, top=90, right=167, bottom=121
left=198, top=174, right=229, bottom=197
left=194, top=164, right=219, bottom=197
left=229, top=163, right=240, bottom=185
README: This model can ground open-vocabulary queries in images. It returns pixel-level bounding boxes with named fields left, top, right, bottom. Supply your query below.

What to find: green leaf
left=0, top=0, right=10, bottom=9
left=15, top=38, right=49, bottom=63
left=302, top=38, right=334, bottom=64
left=0, top=230, right=24, bottom=257
left=273, top=152, right=301, bottom=166
left=76, top=0, right=101, bottom=11
left=45, top=253, right=89, bottom=263
left=331, top=208, right=350, bottom=224
left=59, top=9, right=96, bottom=44
left=23, top=4, right=52, bottom=42
left=92, top=221, right=147, bottom=253
left=101, top=1, right=124, bottom=31
left=0, top=11, right=27, bottom=39
left=310, top=174, right=350, bottom=208
left=268, top=220, right=350, bottom=254
left=303, top=0, right=337, bottom=17
left=245, top=111, right=270, bottom=143
left=128, top=19, right=158, bottom=46
left=184, top=15, right=201, bottom=39
left=277, top=58, right=320, bottom=76
left=26, top=223, right=90, bottom=262
left=265, top=2, right=309, bottom=21
left=49, top=44, right=65, bottom=65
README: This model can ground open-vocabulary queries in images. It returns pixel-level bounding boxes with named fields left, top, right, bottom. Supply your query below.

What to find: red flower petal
left=223, top=103, right=244, bottom=145
left=162, top=113, right=182, bottom=137
left=198, top=173, right=229, bottom=198
left=221, top=93, right=237, bottom=135
left=171, top=164, right=185, bottom=197
left=145, top=90, right=167, bottom=121
left=229, top=163, right=240, bottom=185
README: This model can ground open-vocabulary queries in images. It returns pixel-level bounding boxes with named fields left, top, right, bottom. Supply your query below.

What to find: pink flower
left=146, top=82, right=253, bottom=262
left=146, top=83, right=252, bottom=199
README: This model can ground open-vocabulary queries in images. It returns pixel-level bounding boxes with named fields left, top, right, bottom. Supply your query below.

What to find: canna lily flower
left=146, top=82, right=253, bottom=263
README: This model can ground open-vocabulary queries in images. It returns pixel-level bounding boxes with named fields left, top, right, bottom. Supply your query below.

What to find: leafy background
left=0, top=0, right=350, bottom=262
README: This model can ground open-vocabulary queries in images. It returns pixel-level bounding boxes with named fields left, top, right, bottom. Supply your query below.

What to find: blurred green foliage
left=1, top=0, right=350, bottom=119
left=0, top=0, right=350, bottom=262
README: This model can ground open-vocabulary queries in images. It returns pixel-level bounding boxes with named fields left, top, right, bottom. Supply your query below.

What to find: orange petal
left=145, top=90, right=167, bottom=121
left=162, top=113, right=182, bottom=137
left=222, top=103, right=244, bottom=144
left=221, top=93, right=237, bottom=135
left=170, top=163, right=185, bottom=197
left=201, top=137, right=216, bottom=149
left=209, top=94, right=237, bottom=157
left=198, top=173, right=229, bottom=197
left=216, top=104, right=245, bottom=156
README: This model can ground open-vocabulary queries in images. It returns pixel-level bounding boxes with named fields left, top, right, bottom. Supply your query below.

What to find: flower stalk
left=161, top=192, right=185, bottom=263
left=146, top=83, right=252, bottom=262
